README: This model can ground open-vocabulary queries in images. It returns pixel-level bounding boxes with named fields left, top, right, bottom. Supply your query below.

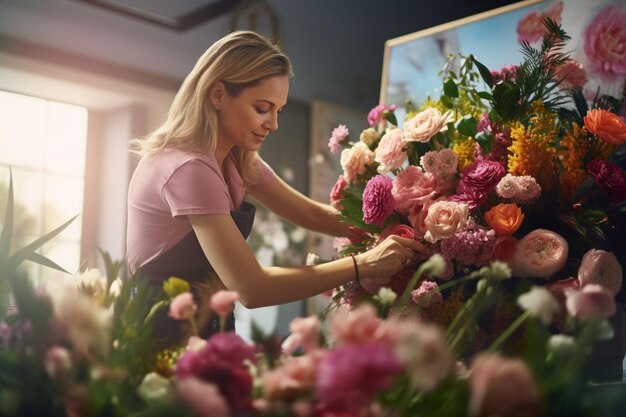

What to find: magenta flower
left=367, top=103, right=396, bottom=128
left=458, top=159, right=506, bottom=193
left=329, top=175, right=347, bottom=209
left=362, top=175, right=395, bottom=227
left=587, top=159, right=626, bottom=204
left=176, top=332, right=256, bottom=412
left=490, top=65, right=520, bottom=84
left=440, top=219, right=496, bottom=267
left=583, top=4, right=626, bottom=81
left=316, top=342, right=401, bottom=412
left=411, top=280, right=442, bottom=308
left=328, top=124, right=349, bottom=154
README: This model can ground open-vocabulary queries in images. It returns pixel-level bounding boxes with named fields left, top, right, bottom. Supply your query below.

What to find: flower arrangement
left=325, top=6, right=625, bottom=363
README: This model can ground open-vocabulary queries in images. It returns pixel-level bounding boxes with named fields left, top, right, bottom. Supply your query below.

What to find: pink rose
left=209, top=290, right=239, bottom=317
left=423, top=201, right=469, bottom=243
left=516, top=1, right=563, bottom=44
left=492, top=236, right=518, bottom=264
left=176, top=378, right=230, bottom=417
left=340, top=142, right=374, bottom=183
left=554, top=59, right=588, bottom=90
left=328, top=124, right=349, bottom=154
left=392, top=166, right=438, bottom=213
left=583, top=4, right=626, bottom=80
left=362, top=175, right=395, bottom=227
left=408, top=200, right=435, bottom=238
left=458, top=160, right=506, bottom=193
left=512, top=229, right=568, bottom=278
left=329, top=305, right=386, bottom=346
left=375, top=128, right=407, bottom=174
left=379, top=223, right=415, bottom=242
left=169, top=292, right=197, bottom=320
left=281, top=316, right=321, bottom=355
left=469, top=353, right=544, bottom=417
left=329, top=175, right=347, bottom=209
left=578, top=249, right=623, bottom=296
left=402, top=107, right=453, bottom=143
left=565, top=284, right=617, bottom=321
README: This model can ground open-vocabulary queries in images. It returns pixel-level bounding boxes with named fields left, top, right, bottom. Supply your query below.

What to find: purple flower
left=362, top=175, right=395, bottom=227
left=316, top=342, right=401, bottom=412
left=449, top=188, right=487, bottom=212
left=474, top=113, right=512, bottom=164
left=328, top=124, right=349, bottom=154
left=176, top=332, right=256, bottom=412
left=440, top=219, right=496, bottom=267
left=587, top=159, right=626, bottom=203
left=458, top=160, right=506, bottom=193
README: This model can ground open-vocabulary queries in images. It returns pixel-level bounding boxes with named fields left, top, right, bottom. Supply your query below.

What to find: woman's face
left=215, top=75, right=289, bottom=152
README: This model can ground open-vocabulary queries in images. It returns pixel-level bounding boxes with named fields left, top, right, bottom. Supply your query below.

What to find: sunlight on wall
left=0, top=90, right=87, bottom=281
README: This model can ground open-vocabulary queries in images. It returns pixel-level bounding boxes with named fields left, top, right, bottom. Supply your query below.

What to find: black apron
left=138, top=201, right=256, bottom=347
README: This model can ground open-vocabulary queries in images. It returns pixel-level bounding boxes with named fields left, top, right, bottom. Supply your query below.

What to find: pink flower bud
left=209, top=290, right=240, bottom=317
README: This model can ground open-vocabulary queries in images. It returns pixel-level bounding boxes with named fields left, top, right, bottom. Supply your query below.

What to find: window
left=0, top=90, right=88, bottom=282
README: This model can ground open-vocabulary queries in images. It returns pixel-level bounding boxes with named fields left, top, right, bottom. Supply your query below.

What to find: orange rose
left=583, top=109, right=626, bottom=146
left=484, top=203, right=524, bottom=236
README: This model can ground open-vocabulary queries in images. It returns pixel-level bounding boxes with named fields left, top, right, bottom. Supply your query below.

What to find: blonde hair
left=130, top=30, right=292, bottom=184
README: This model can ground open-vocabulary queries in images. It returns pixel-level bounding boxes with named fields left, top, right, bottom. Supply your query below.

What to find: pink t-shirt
left=126, top=148, right=275, bottom=274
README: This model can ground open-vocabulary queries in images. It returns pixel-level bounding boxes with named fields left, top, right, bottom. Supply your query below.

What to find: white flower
left=305, top=253, right=322, bottom=266
left=138, top=372, right=174, bottom=404
left=422, top=254, right=446, bottom=278
left=547, top=334, right=576, bottom=356
left=479, top=261, right=512, bottom=281
left=517, top=286, right=560, bottom=325
left=360, top=127, right=380, bottom=146
left=289, top=227, right=307, bottom=243
left=373, top=287, right=397, bottom=305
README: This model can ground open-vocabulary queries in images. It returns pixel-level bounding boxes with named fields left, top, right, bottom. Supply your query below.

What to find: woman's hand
left=356, top=235, right=428, bottom=279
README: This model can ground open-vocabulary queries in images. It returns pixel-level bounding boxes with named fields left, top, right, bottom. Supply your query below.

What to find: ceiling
left=0, top=0, right=521, bottom=112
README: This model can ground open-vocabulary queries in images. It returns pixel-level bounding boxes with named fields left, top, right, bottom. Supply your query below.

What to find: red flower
left=587, top=159, right=626, bottom=203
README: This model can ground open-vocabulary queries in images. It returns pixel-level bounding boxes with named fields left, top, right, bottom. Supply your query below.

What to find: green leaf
left=27, top=252, right=70, bottom=274
left=477, top=91, right=493, bottom=100
left=7, top=214, right=79, bottom=270
left=443, top=78, right=459, bottom=98
left=455, top=115, right=477, bottom=137
left=492, top=82, right=521, bottom=121
left=0, top=168, right=14, bottom=259
left=475, top=131, right=493, bottom=153
left=440, top=94, right=454, bottom=109
left=471, top=55, right=494, bottom=88
left=383, top=111, right=398, bottom=127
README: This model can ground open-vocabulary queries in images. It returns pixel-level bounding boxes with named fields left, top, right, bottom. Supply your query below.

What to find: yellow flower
left=453, top=137, right=477, bottom=171
left=163, top=277, right=190, bottom=298
left=558, top=123, right=589, bottom=201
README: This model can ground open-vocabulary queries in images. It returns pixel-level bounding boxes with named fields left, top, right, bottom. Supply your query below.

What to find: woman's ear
left=209, top=82, right=226, bottom=109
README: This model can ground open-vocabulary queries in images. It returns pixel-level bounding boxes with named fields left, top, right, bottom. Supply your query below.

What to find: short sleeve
left=247, top=156, right=276, bottom=193
left=162, top=159, right=231, bottom=218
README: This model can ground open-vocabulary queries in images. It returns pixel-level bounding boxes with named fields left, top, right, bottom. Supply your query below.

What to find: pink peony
left=281, top=316, right=321, bottom=355
left=583, top=4, right=626, bottom=80
left=329, top=175, right=347, bottom=209
left=490, top=64, right=520, bottom=83
left=514, top=175, right=542, bottom=203
left=516, top=1, right=562, bottom=44
left=437, top=148, right=459, bottom=174
left=392, top=165, right=438, bottom=213
left=423, top=200, right=469, bottom=243
left=577, top=249, right=623, bottom=297
left=554, top=59, right=588, bottom=90
left=367, top=104, right=396, bottom=128
left=458, top=159, right=506, bottom=193
left=587, top=159, right=626, bottom=203
left=329, top=305, right=386, bottom=346
left=316, top=342, right=401, bottom=412
left=262, top=351, right=325, bottom=401
left=402, top=107, right=453, bottom=143
left=468, top=353, right=544, bottom=417
left=209, top=290, right=239, bottom=317
left=176, top=332, right=256, bottom=412
left=328, top=124, right=349, bottom=154
left=375, top=128, right=407, bottom=174
left=410, top=280, right=442, bottom=308
left=340, top=142, right=374, bottom=183
left=512, top=229, right=568, bottom=278
left=362, top=175, right=395, bottom=227
left=176, top=378, right=230, bottom=417
left=169, top=292, right=197, bottom=320
left=565, top=284, right=617, bottom=321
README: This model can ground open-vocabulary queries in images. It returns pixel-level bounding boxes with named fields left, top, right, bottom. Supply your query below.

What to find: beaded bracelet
left=350, top=254, right=361, bottom=287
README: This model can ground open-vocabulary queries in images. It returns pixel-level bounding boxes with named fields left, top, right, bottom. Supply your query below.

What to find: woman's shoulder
left=146, top=148, right=220, bottom=171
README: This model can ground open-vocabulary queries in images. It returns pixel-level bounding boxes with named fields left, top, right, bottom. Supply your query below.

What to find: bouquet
left=325, top=11, right=626, bottom=370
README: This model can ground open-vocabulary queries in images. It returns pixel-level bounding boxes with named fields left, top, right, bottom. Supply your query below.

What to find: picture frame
left=379, top=0, right=545, bottom=124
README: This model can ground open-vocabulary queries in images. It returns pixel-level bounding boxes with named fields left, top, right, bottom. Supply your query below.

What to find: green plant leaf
left=440, top=95, right=454, bottom=109
left=455, top=115, right=477, bottom=137
left=471, top=55, right=494, bottom=88
left=383, top=111, right=397, bottom=127
left=492, top=82, right=521, bottom=121
left=0, top=168, right=14, bottom=259
left=475, top=131, right=493, bottom=153
left=6, top=214, right=79, bottom=270
left=443, top=78, right=459, bottom=98
left=477, top=91, right=493, bottom=100
left=27, top=252, right=70, bottom=274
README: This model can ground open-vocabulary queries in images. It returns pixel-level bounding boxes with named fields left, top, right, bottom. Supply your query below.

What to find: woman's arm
left=189, top=213, right=424, bottom=309
left=249, top=176, right=352, bottom=237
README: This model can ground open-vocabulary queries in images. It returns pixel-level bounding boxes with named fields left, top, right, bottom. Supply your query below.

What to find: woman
left=126, top=30, right=425, bottom=345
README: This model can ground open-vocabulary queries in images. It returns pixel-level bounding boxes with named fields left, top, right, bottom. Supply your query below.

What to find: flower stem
left=488, top=310, right=531, bottom=352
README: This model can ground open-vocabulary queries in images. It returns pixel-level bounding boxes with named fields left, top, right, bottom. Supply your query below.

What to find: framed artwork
left=379, top=0, right=622, bottom=124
